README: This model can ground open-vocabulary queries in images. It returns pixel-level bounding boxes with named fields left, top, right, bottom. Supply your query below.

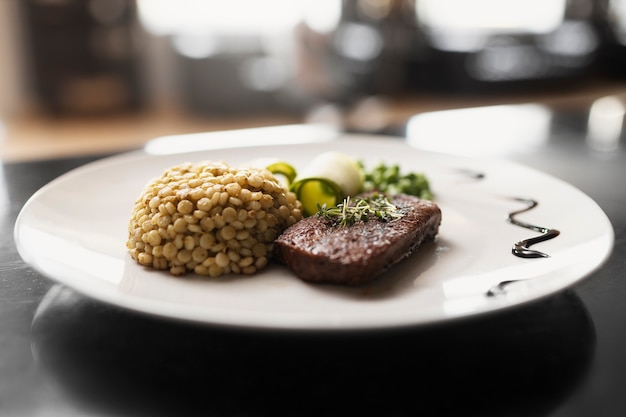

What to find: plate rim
left=14, top=132, right=615, bottom=331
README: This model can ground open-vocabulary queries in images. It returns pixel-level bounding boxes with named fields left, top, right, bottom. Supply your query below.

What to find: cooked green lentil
left=127, top=161, right=303, bottom=277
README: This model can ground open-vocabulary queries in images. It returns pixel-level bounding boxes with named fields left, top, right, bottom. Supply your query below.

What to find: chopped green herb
left=317, top=195, right=404, bottom=227
left=360, top=162, right=433, bottom=200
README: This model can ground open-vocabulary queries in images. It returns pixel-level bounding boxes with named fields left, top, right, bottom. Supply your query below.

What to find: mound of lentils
left=127, top=161, right=303, bottom=277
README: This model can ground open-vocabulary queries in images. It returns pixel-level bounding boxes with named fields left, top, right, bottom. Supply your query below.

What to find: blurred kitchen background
left=2, top=0, right=626, bottom=161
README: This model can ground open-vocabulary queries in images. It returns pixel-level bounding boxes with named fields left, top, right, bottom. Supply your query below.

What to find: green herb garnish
left=317, top=195, right=404, bottom=227
left=360, top=162, right=433, bottom=200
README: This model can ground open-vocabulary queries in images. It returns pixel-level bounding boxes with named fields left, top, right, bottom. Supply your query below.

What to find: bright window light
left=406, top=104, right=551, bottom=157
left=417, top=0, right=566, bottom=33
left=301, top=0, right=341, bottom=33
left=417, top=0, right=567, bottom=52
left=609, top=0, right=626, bottom=44
left=137, top=0, right=301, bottom=37
left=587, top=96, right=624, bottom=152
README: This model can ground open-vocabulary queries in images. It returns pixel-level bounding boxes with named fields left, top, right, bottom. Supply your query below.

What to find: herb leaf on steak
left=317, top=195, right=404, bottom=227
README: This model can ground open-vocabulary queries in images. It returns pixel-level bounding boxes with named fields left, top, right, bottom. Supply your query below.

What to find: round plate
left=14, top=134, right=614, bottom=330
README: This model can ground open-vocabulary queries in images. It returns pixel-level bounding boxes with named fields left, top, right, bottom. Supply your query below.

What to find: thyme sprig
left=317, top=195, right=404, bottom=227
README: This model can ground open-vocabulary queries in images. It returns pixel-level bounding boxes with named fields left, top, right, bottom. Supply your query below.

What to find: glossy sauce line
left=507, top=198, right=561, bottom=259
left=487, top=198, right=561, bottom=296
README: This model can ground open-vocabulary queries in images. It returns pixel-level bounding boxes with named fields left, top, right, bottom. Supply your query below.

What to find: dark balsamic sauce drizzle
left=487, top=198, right=561, bottom=297
left=507, top=198, right=561, bottom=259
left=456, top=168, right=485, bottom=180
left=487, top=280, right=517, bottom=296
left=452, top=170, right=561, bottom=296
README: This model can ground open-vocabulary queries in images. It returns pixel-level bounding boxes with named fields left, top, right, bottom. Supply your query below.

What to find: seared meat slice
left=274, top=194, right=441, bottom=285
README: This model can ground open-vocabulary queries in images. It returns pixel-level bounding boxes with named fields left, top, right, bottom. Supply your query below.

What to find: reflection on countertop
left=30, top=284, right=594, bottom=417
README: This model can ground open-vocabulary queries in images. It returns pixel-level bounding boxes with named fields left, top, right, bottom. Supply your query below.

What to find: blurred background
left=2, top=0, right=626, bottom=160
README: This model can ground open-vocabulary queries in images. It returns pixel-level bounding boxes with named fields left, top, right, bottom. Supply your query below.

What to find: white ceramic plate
left=15, top=133, right=614, bottom=330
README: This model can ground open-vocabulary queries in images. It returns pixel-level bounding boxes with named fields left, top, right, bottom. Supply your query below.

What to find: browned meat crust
left=274, top=194, right=441, bottom=285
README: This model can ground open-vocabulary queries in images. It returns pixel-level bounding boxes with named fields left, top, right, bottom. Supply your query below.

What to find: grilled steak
left=274, top=194, right=441, bottom=285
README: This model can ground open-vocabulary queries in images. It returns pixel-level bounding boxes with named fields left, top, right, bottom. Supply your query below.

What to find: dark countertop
left=1, top=103, right=625, bottom=417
